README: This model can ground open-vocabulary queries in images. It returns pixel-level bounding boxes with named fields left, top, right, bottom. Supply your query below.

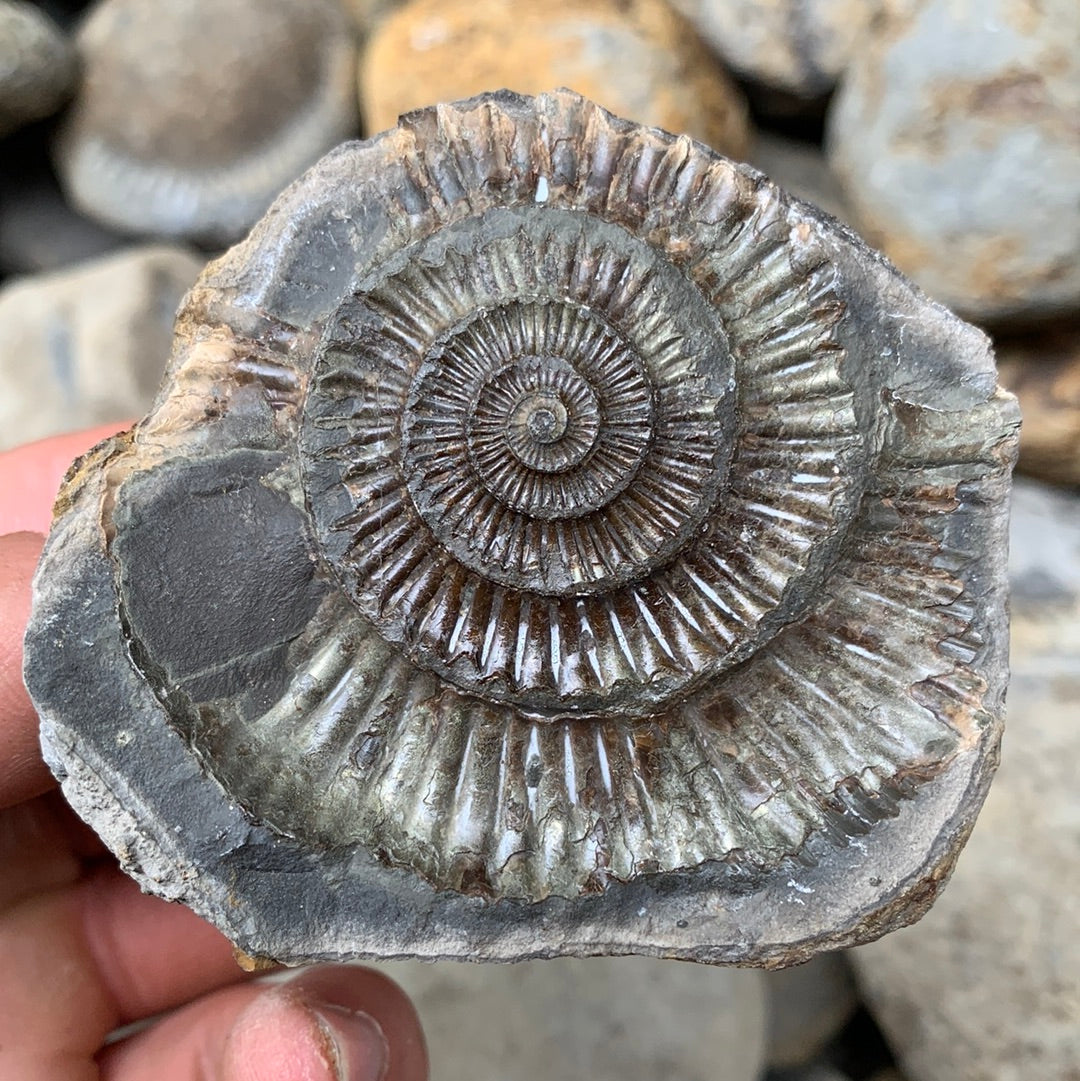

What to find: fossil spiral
left=25, top=91, right=1019, bottom=964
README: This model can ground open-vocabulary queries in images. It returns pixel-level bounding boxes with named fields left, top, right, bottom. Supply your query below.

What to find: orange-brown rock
left=359, top=0, right=750, bottom=157
left=997, top=328, right=1080, bottom=487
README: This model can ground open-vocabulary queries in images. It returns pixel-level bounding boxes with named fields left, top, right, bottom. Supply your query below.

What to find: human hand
left=0, top=425, right=429, bottom=1081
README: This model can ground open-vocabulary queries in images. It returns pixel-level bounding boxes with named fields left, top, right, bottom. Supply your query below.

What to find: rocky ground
left=1, top=0, right=1077, bottom=1078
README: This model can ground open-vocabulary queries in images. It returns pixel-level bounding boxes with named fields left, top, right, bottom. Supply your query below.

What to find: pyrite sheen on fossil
left=25, top=91, right=1019, bottom=967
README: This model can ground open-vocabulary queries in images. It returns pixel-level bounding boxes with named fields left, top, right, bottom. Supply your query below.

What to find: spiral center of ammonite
left=524, top=401, right=564, bottom=443
left=479, top=354, right=602, bottom=478
left=415, top=309, right=654, bottom=541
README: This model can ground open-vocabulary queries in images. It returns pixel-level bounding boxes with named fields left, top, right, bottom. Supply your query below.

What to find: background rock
left=765, top=952, right=859, bottom=1070
left=996, top=326, right=1080, bottom=487
left=339, top=0, right=401, bottom=36
left=359, top=0, right=751, bottom=156
left=54, top=0, right=359, bottom=245
left=0, top=168, right=123, bottom=275
left=0, top=0, right=77, bottom=136
left=369, top=957, right=767, bottom=1081
left=828, top=0, right=1080, bottom=325
left=0, top=130, right=123, bottom=274
left=671, top=0, right=876, bottom=99
left=749, top=132, right=852, bottom=223
left=0, top=246, right=204, bottom=449
left=853, top=478, right=1080, bottom=1081
left=773, top=1069, right=857, bottom=1081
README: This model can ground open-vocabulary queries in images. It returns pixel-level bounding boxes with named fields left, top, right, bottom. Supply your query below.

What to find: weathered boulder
left=370, top=958, right=767, bottom=1081
left=672, top=0, right=876, bottom=98
left=996, top=326, right=1080, bottom=487
left=0, top=246, right=204, bottom=449
left=0, top=0, right=76, bottom=136
left=54, top=0, right=358, bottom=245
left=828, top=0, right=1080, bottom=324
left=359, top=0, right=750, bottom=157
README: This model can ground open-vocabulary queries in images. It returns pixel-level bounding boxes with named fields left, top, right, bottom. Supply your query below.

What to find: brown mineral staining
left=997, top=327, right=1080, bottom=487
left=232, top=948, right=279, bottom=973
left=359, top=0, right=750, bottom=157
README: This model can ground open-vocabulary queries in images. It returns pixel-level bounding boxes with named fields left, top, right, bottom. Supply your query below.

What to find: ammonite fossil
left=25, top=91, right=1019, bottom=966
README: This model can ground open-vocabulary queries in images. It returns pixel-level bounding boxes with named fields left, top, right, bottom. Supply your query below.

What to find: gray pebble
left=828, top=0, right=1080, bottom=325
left=0, top=0, right=77, bottom=136
left=0, top=161, right=123, bottom=274
left=765, top=951, right=858, bottom=1069
left=54, top=0, right=359, bottom=245
left=369, top=957, right=767, bottom=1081
left=0, top=246, right=204, bottom=449
left=672, top=0, right=876, bottom=98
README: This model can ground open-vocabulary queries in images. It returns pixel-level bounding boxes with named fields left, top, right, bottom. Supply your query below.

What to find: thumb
left=99, top=963, right=428, bottom=1081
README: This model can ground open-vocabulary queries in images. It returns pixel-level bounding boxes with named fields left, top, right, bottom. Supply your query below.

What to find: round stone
left=360, top=0, right=750, bottom=158
left=827, top=0, right=1080, bottom=323
left=54, top=0, right=359, bottom=245
left=0, top=1, right=76, bottom=137
left=671, top=0, right=874, bottom=99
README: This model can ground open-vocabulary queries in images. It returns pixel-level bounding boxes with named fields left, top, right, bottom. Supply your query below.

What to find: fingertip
left=0, top=530, right=52, bottom=808
left=99, top=965, right=428, bottom=1081
left=222, top=987, right=349, bottom=1081
left=308, top=1000, right=389, bottom=1081
left=282, top=966, right=428, bottom=1081
left=0, top=421, right=130, bottom=535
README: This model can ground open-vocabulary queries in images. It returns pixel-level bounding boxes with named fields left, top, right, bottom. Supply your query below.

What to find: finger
left=0, top=531, right=51, bottom=807
left=99, top=965, right=428, bottom=1081
left=0, top=867, right=254, bottom=1079
left=0, top=421, right=129, bottom=535
left=0, top=791, right=106, bottom=910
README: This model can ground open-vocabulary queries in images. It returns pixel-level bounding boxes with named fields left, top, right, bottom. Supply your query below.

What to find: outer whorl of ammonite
left=26, top=91, right=1019, bottom=966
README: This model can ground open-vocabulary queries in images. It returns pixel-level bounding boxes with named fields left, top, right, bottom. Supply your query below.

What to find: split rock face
left=25, top=91, right=1019, bottom=966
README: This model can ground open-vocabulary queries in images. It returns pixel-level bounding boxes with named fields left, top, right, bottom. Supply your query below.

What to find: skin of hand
left=0, top=425, right=429, bottom=1081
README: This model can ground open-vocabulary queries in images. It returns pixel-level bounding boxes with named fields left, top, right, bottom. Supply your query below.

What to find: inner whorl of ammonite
left=301, top=207, right=761, bottom=713
left=295, top=174, right=880, bottom=719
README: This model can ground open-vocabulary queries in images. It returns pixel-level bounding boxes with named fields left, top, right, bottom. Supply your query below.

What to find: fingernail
left=310, top=1000, right=389, bottom=1081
